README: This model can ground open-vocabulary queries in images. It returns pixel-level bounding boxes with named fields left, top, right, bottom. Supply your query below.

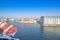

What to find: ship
left=0, top=21, right=19, bottom=40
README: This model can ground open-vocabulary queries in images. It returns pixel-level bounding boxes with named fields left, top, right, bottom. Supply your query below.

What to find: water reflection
left=7, top=21, right=60, bottom=40
left=44, top=27, right=60, bottom=37
left=20, top=23, right=36, bottom=26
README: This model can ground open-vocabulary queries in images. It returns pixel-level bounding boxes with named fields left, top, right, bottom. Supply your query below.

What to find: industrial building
left=40, top=16, right=60, bottom=27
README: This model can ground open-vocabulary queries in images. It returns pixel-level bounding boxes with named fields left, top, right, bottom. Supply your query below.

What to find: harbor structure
left=40, top=16, right=60, bottom=27
left=20, top=18, right=37, bottom=24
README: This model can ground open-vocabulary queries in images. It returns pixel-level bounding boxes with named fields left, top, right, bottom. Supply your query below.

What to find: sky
left=0, top=0, right=60, bottom=18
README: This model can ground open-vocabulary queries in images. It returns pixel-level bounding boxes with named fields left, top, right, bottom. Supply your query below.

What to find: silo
left=57, top=16, right=60, bottom=26
left=43, top=16, right=50, bottom=26
left=43, top=16, right=60, bottom=27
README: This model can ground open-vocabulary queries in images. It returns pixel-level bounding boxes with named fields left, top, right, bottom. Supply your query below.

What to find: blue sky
left=0, top=0, right=60, bottom=18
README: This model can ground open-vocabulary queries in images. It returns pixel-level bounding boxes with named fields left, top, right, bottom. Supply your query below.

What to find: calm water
left=7, top=21, right=60, bottom=40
